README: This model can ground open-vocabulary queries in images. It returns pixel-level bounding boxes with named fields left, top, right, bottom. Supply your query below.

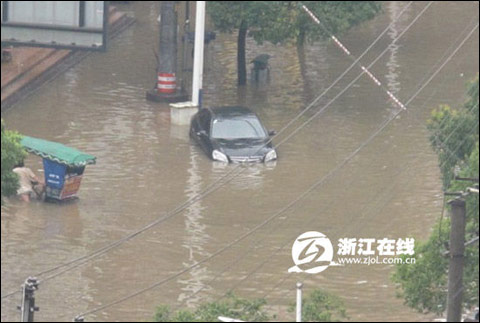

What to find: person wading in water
left=12, top=160, right=45, bottom=202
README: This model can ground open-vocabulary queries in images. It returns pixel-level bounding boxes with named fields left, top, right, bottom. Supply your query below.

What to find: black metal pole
left=79, top=1, right=86, bottom=27
left=2, top=1, right=9, bottom=22
left=20, top=277, right=39, bottom=322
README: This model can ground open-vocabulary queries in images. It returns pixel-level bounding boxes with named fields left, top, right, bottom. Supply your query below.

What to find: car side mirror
left=268, top=130, right=276, bottom=136
left=197, top=130, right=208, bottom=137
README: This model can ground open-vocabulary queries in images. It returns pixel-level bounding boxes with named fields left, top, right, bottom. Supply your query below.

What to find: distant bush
left=153, top=293, right=270, bottom=322
left=288, top=289, right=347, bottom=322
left=1, top=120, right=26, bottom=204
left=154, top=288, right=346, bottom=322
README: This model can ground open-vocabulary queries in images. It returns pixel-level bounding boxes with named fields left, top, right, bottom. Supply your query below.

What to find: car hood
left=212, top=138, right=273, bottom=157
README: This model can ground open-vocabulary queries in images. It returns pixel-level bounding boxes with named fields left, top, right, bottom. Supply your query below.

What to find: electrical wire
left=264, top=118, right=479, bottom=302
left=1, top=0, right=424, bottom=301
left=224, top=6, right=480, bottom=305
left=73, top=19, right=478, bottom=321
left=272, top=19, right=480, bottom=297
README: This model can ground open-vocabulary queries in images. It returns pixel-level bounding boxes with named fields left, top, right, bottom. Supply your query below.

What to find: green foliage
left=427, top=76, right=479, bottom=188
left=207, top=1, right=381, bottom=83
left=208, top=1, right=381, bottom=45
left=393, top=146, right=479, bottom=314
left=154, top=289, right=346, bottom=322
left=293, top=1, right=382, bottom=45
left=1, top=120, right=26, bottom=204
left=153, top=294, right=270, bottom=322
left=288, top=289, right=347, bottom=322
left=393, top=220, right=450, bottom=314
left=394, top=77, right=479, bottom=314
left=208, top=2, right=292, bottom=44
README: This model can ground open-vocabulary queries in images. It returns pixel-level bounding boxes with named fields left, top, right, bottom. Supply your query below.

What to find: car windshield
left=211, top=117, right=267, bottom=139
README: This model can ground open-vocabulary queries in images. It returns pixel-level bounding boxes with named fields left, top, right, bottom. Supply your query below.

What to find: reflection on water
left=1, top=1, right=478, bottom=322
left=385, top=1, right=404, bottom=97
left=211, top=162, right=276, bottom=191
left=178, top=145, right=210, bottom=307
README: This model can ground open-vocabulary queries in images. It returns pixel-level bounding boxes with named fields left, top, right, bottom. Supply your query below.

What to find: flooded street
left=1, top=1, right=479, bottom=321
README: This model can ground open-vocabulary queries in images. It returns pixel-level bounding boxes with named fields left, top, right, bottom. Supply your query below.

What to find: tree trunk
left=296, top=39, right=311, bottom=101
left=237, top=20, right=248, bottom=86
left=296, top=29, right=306, bottom=48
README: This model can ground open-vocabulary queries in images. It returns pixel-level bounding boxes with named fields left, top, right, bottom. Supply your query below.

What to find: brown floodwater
left=1, top=1, right=479, bottom=322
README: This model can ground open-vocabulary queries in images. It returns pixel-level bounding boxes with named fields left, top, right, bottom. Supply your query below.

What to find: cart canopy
left=21, top=136, right=96, bottom=167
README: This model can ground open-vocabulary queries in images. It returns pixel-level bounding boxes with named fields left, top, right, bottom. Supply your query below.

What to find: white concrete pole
left=296, top=282, right=303, bottom=322
left=191, top=1, right=205, bottom=107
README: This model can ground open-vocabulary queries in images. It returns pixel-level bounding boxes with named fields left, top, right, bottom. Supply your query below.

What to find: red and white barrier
left=157, top=72, right=176, bottom=94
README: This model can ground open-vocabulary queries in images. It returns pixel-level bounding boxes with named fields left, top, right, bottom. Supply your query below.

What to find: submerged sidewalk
left=1, top=6, right=135, bottom=112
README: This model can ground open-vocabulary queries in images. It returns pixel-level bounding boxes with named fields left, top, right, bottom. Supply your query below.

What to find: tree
left=153, top=289, right=346, bottom=322
left=427, top=77, right=479, bottom=188
left=207, top=2, right=381, bottom=85
left=153, top=294, right=271, bottom=322
left=207, top=2, right=288, bottom=86
left=288, top=289, right=347, bottom=322
left=1, top=120, right=26, bottom=204
left=393, top=76, right=479, bottom=315
left=293, top=1, right=382, bottom=47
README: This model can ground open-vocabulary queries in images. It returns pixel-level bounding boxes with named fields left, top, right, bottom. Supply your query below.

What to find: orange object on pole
left=157, top=72, right=176, bottom=94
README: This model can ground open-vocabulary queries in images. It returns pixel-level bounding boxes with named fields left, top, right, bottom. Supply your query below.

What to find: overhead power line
left=2, top=1, right=425, bottom=301
left=73, top=17, right=478, bottom=322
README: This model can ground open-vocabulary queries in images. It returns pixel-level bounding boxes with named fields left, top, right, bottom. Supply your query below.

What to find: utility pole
left=158, top=1, right=177, bottom=94
left=446, top=198, right=466, bottom=322
left=19, top=277, right=39, bottom=322
left=146, top=1, right=187, bottom=103
left=169, top=1, right=206, bottom=125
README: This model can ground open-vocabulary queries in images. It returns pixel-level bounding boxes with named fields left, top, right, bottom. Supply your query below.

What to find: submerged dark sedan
left=190, top=106, right=277, bottom=163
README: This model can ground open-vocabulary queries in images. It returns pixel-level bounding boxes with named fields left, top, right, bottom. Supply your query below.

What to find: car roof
left=209, top=106, right=256, bottom=119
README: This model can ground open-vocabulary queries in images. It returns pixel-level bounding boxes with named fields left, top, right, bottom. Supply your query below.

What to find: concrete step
left=1, top=50, right=71, bottom=102
left=1, top=48, right=56, bottom=89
